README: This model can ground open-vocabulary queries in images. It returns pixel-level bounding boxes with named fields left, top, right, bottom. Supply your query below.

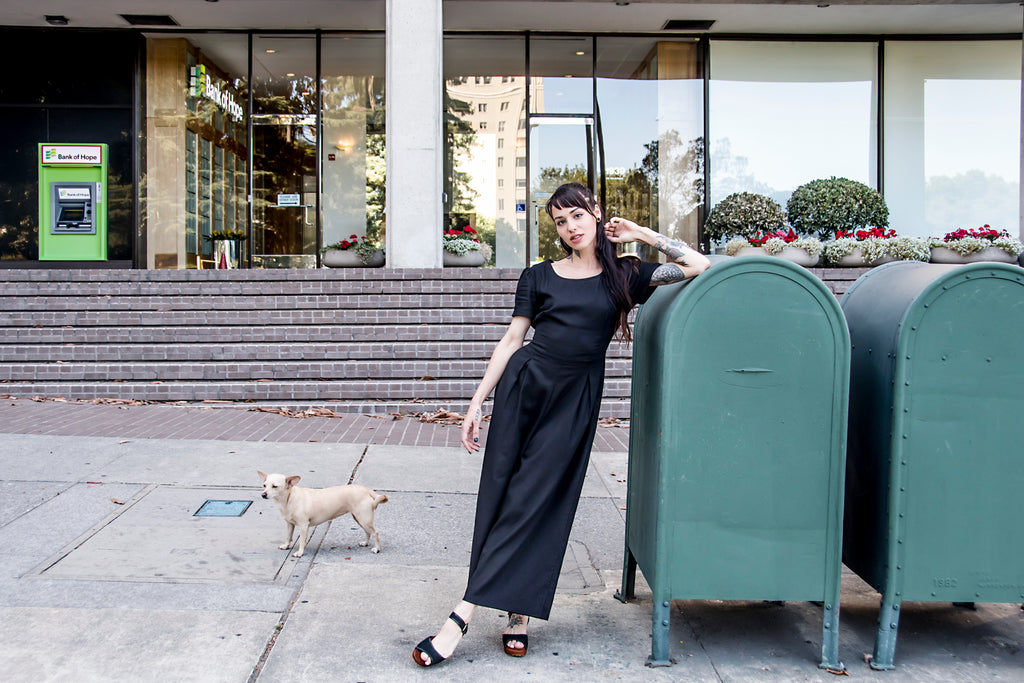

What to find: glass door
left=251, top=35, right=318, bottom=268
left=528, top=116, right=597, bottom=262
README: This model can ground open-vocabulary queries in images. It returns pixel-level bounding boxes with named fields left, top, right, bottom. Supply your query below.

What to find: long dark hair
left=545, top=182, right=639, bottom=342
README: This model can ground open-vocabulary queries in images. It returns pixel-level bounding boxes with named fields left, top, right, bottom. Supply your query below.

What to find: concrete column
left=385, top=0, right=444, bottom=267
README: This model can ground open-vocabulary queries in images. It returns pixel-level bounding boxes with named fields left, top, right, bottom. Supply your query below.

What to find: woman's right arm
left=460, top=315, right=532, bottom=453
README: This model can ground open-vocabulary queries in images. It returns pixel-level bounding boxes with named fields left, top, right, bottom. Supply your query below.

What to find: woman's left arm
left=604, top=217, right=710, bottom=284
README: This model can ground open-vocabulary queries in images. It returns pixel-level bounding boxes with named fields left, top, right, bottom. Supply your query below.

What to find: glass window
left=444, top=35, right=527, bottom=266
left=321, top=34, right=386, bottom=256
left=252, top=34, right=317, bottom=268
left=0, top=30, right=138, bottom=263
left=709, top=41, right=878, bottom=222
left=597, top=37, right=704, bottom=251
left=884, top=40, right=1020, bottom=238
left=529, top=36, right=594, bottom=115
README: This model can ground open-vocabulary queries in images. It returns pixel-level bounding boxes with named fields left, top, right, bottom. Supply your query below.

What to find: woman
left=413, top=182, right=710, bottom=667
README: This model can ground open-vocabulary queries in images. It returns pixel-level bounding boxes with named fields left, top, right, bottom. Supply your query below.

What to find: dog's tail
left=370, top=491, right=389, bottom=508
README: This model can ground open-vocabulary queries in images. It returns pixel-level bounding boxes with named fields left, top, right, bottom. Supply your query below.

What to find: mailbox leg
left=646, top=592, right=673, bottom=667
left=818, top=601, right=843, bottom=672
left=870, top=592, right=901, bottom=670
left=615, top=548, right=637, bottom=603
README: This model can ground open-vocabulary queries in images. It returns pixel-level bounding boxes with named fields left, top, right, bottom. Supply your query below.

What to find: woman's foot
left=502, top=613, right=529, bottom=657
left=413, top=606, right=473, bottom=667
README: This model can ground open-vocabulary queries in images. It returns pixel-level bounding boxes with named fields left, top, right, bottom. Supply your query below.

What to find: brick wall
left=0, top=266, right=865, bottom=417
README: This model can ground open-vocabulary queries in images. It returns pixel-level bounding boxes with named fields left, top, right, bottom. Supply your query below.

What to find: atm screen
left=59, top=207, right=85, bottom=222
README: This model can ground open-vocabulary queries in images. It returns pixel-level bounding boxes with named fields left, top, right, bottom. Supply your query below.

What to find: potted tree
left=787, top=177, right=889, bottom=241
left=705, top=192, right=786, bottom=253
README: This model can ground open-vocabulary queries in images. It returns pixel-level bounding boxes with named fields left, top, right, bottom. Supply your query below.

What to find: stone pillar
left=385, top=0, right=444, bottom=267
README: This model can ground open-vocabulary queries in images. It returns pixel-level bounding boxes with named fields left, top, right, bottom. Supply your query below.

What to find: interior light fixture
left=575, top=51, right=585, bottom=56
left=286, top=73, right=295, bottom=77
left=45, top=15, right=69, bottom=26
left=265, top=49, right=276, bottom=54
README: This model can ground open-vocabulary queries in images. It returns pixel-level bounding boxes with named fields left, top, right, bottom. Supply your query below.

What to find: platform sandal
left=502, top=613, right=529, bottom=657
left=412, top=611, right=469, bottom=668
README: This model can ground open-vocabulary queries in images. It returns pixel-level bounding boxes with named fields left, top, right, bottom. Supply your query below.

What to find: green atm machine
left=38, top=143, right=108, bottom=261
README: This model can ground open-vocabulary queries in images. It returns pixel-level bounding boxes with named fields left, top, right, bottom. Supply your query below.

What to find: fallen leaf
left=110, top=498, right=125, bottom=505
left=826, top=668, right=850, bottom=676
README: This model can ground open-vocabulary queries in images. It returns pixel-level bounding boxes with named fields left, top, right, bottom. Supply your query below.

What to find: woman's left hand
left=604, top=217, right=648, bottom=244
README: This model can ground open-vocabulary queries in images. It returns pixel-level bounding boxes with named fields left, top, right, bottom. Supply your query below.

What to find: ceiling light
left=575, top=51, right=585, bottom=56
left=286, top=73, right=295, bottom=77
left=265, top=49, right=276, bottom=54
left=45, top=15, right=69, bottom=26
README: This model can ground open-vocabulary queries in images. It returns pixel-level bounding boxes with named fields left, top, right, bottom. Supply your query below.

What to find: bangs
left=546, top=183, right=596, bottom=217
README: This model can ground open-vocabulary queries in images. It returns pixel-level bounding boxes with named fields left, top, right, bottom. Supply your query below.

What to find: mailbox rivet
left=825, top=604, right=832, bottom=610
left=824, top=623, right=831, bottom=629
left=932, top=592, right=937, bottom=597
left=890, top=622, right=898, bottom=628
left=662, top=620, right=669, bottom=627
left=662, top=601, right=669, bottom=608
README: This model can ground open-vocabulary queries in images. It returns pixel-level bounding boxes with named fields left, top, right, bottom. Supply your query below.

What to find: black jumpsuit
left=463, top=258, right=659, bottom=619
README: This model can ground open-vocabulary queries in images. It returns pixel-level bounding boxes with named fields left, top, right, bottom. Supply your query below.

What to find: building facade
left=1, top=0, right=1021, bottom=269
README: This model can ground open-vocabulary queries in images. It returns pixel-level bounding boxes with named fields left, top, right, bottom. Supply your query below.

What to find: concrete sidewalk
left=0, top=398, right=1021, bottom=682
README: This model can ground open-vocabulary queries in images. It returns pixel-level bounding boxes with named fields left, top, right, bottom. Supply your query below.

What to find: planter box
left=929, top=245, right=1017, bottom=265
left=322, top=248, right=385, bottom=268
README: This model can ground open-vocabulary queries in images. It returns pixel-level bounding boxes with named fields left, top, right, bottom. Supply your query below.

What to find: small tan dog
left=258, top=471, right=388, bottom=557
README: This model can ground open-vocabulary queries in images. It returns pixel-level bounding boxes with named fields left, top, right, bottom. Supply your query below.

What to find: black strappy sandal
left=412, top=612, right=468, bottom=668
left=502, top=613, right=529, bottom=657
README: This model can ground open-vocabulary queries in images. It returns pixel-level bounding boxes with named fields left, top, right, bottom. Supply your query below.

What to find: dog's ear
left=286, top=475, right=301, bottom=488
left=257, top=470, right=268, bottom=482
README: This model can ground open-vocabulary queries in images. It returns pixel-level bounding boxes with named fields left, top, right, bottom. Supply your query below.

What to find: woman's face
left=551, top=203, right=601, bottom=254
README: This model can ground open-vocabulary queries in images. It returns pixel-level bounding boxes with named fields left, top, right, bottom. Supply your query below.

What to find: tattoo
left=652, top=235, right=691, bottom=267
left=573, top=248, right=582, bottom=259
left=475, top=408, right=482, bottom=421
left=508, top=614, right=526, bottom=627
left=650, top=263, right=688, bottom=285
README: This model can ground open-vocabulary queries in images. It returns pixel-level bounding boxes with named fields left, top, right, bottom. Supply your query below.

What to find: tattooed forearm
left=650, top=262, right=688, bottom=285
left=652, top=235, right=691, bottom=266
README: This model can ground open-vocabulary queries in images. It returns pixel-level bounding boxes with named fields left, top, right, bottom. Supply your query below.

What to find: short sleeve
left=629, top=260, right=662, bottom=306
left=512, top=265, right=537, bottom=319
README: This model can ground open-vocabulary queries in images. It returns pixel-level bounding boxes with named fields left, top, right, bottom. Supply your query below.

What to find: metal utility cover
left=194, top=500, right=252, bottom=517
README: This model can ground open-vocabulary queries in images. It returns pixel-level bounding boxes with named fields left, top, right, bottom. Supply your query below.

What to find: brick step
left=0, top=341, right=634, bottom=362
left=0, top=358, right=635, bottom=381
left=0, top=308, right=515, bottom=327
left=0, top=292, right=514, bottom=312
left=0, top=378, right=637, bottom=403
left=0, top=325, right=517, bottom=345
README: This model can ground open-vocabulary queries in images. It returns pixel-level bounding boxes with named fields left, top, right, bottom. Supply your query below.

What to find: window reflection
left=885, top=41, right=1020, bottom=238
left=444, top=36, right=527, bottom=266
left=321, top=35, right=386, bottom=256
left=597, top=38, right=704, bottom=252
left=709, top=41, right=877, bottom=222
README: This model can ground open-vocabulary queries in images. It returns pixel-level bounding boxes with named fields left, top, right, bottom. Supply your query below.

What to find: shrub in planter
left=704, top=192, right=786, bottom=243
left=787, top=177, right=889, bottom=241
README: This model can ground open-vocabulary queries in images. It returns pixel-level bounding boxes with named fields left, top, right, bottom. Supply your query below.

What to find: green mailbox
left=617, top=256, right=850, bottom=670
left=840, top=261, right=1024, bottom=670
left=38, top=143, right=108, bottom=261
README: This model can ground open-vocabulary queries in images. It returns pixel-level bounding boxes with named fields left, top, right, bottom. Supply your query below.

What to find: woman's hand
left=461, top=402, right=483, bottom=453
left=604, top=217, right=650, bottom=245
